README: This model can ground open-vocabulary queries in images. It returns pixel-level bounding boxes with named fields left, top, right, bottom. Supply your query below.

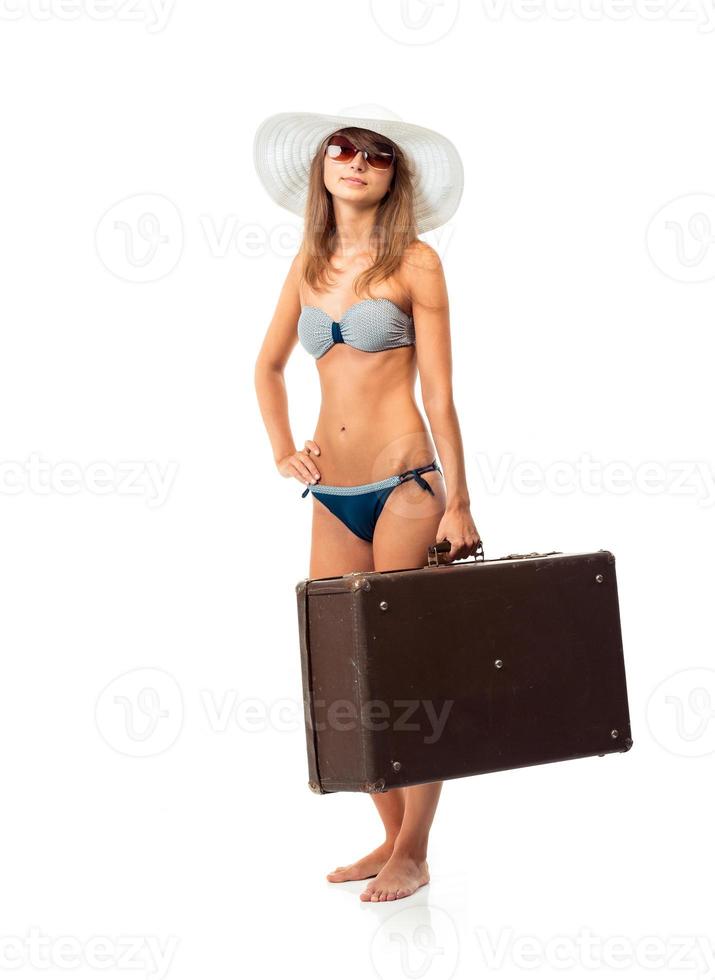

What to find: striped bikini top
left=297, top=297, right=415, bottom=360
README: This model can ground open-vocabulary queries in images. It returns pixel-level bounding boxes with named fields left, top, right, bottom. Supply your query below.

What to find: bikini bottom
left=301, top=459, right=442, bottom=544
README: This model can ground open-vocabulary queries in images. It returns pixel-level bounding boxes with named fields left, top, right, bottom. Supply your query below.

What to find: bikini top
left=297, top=297, right=415, bottom=360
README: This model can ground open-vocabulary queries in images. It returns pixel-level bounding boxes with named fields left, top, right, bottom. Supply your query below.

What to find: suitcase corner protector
left=598, top=549, right=616, bottom=564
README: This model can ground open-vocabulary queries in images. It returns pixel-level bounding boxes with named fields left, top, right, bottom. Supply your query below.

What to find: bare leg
left=360, top=782, right=441, bottom=901
left=360, top=468, right=447, bottom=901
left=307, top=497, right=407, bottom=882
left=326, top=787, right=405, bottom=882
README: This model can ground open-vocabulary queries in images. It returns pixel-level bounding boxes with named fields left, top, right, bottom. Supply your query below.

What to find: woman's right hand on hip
left=276, top=440, right=322, bottom=486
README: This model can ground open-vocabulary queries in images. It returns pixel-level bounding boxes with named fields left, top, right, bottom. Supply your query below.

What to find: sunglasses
left=325, top=134, right=395, bottom=172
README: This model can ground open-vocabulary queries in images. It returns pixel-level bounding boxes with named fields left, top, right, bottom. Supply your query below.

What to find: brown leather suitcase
left=296, top=544, right=632, bottom=794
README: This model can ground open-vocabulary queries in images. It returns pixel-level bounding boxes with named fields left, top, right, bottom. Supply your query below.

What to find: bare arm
left=407, top=241, right=480, bottom=558
left=408, top=241, right=470, bottom=508
left=253, top=254, right=321, bottom=486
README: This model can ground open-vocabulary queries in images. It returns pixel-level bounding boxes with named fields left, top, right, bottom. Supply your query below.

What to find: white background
left=1, top=1, right=713, bottom=978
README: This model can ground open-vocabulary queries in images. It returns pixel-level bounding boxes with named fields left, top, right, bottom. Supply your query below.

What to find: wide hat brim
left=253, top=110, right=464, bottom=234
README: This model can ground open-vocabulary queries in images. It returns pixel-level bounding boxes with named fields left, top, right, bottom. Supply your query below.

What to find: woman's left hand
left=435, top=504, right=481, bottom=562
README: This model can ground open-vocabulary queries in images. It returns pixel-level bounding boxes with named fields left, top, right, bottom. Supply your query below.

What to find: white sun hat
left=252, top=103, right=464, bottom=234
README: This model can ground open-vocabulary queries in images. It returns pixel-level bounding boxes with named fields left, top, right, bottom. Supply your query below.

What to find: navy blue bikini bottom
left=301, top=459, right=442, bottom=544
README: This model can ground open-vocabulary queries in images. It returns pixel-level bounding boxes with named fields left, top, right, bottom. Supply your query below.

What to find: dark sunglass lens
left=367, top=152, right=393, bottom=170
left=326, top=138, right=356, bottom=162
left=365, top=142, right=394, bottom=169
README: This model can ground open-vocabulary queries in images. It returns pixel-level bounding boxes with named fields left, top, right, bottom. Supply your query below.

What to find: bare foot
left=326, top=841, right=395, bottom=883
left=359, top=853, right=430, bottom=901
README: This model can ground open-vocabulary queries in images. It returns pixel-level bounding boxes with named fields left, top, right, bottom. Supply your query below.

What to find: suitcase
left=295, top=543, right=632, bottom=794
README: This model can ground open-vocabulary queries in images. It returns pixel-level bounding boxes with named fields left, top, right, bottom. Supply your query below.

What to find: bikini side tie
left=399, top=465, right=436, bottom=495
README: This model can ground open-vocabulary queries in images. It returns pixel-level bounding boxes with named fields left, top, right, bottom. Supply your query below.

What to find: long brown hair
left=298, top=127, right=418, bottom=299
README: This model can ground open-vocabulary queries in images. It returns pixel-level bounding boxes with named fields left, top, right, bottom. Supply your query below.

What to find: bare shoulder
left=286, top=248, right=304, bottom=301
left=288, top=248, right=304, bottom=288
left=292, top=247, right=305, bottom=276
left=403, top=238, right=443, bottom=273
left=274, top=248, right=303, bottom=307
left=401, top=240, right=447, bottom=309
left=270, top=249, right=303, bottom=322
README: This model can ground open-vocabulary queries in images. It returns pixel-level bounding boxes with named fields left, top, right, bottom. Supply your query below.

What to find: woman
left=253, top=108, right=481, bottom=902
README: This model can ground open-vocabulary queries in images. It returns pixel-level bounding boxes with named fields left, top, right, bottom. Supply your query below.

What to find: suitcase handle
left=427, top=538, right=485, bottom=566
left=427, top=539, right=562, bottom=567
